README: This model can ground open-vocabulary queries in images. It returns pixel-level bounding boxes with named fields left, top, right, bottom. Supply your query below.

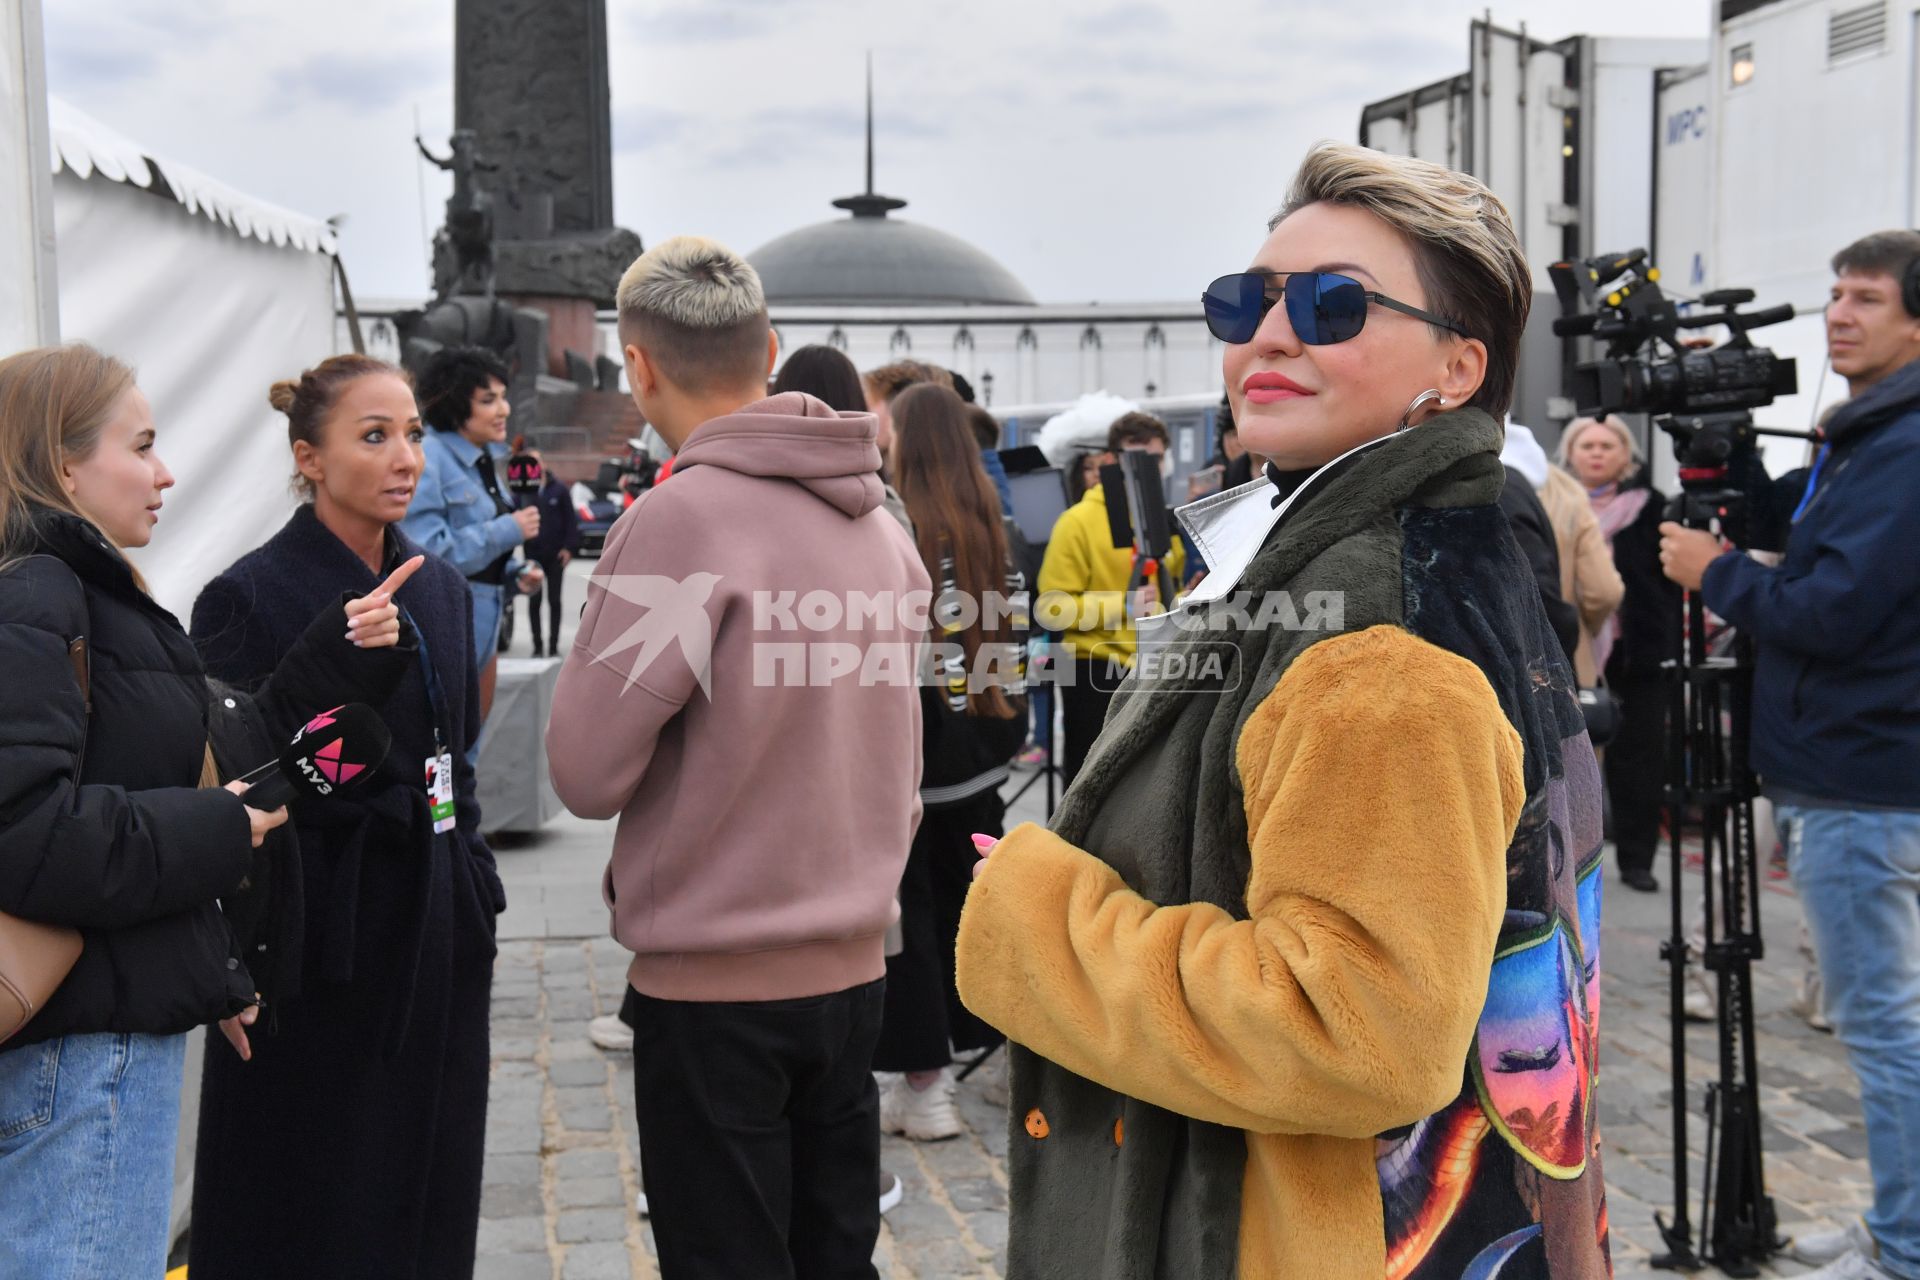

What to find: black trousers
left=1605, top=670, right=1669, bottom=876
left=499, top=554, right=565, bottom=652
left=1059, top=655, right=1126, bottom=787
left=629, top=981, right=884, bottom=1280
left=874, top=789, right=1006, bottom=1073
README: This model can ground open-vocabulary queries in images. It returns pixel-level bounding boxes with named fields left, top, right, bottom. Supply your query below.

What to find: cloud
left=663, top=98, right=953, bottom=172
left=274, top=49, right=449, bottom=113
left=615, top=0, right=788, bottom=45
left=1065, top=2, right=1176, bottom=37
left=43, top=39, right=160, bottom=93
left=613, top=103, right=693, bottom=153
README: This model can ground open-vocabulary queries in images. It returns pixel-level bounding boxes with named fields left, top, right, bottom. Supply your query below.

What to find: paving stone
left=556, top=1208, right=629, bottom=1245
left=475, top=1256, right=552, bottom=1280
left=478, top=1215, right=547, bottom=1256
left=555, top=1176, right=626, bottom=1209
left=946, top=1176, right=1005, bottom=1214
left=483, top=1181, right=546, bottom=1219
left=1808, top=1127, right=1872, bottom=1161
left=485, top=1124, right=544, bottom=1156
left=554, top=1148, right=621, bottom=1181
left=561, top=1242, right=633, bottom=1280
left=549, top=1058, right=608, bottom=1088
left=1797, top=1088, right=1865, bottom=1120
left=486, top=1154, right=542, bottom=1188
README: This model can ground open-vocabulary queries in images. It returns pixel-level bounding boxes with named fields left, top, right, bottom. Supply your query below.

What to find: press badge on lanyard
left=426, top=746, right=456, bottom=833
left=404, top=605, right=460, bottom=834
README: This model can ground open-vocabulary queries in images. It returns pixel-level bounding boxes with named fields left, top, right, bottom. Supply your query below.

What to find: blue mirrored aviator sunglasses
left=1201, top=270, right=1471, bottom=346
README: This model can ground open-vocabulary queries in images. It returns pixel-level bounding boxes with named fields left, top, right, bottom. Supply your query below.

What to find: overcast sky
left=43, top=0, right=1713, bottom=306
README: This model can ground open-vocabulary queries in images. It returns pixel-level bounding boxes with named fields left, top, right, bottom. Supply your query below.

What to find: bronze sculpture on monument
left=399, top=0, right=642, bottom=442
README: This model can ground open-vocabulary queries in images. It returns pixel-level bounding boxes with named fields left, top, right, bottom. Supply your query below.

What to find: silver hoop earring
left=1398, top=389, right=1444, bottom=430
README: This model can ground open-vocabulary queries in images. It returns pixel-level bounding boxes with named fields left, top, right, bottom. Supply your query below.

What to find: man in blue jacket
left=1662, top=229, right=1920, bottom=1280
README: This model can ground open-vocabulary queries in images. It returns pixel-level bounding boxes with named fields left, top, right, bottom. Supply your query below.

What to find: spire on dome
left=832, top=52, right=908, bottom=219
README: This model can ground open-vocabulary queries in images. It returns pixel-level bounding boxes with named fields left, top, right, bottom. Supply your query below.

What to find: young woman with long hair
left=0, top=344, right=414, bottom=1278
left=872, top=381, right=1028, bottom=1138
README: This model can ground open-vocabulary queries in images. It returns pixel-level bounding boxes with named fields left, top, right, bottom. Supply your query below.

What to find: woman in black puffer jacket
left=0, top=344, right=416, bottom=1279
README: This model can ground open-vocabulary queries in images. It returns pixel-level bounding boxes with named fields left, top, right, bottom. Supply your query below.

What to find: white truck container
left=1693, top=0, right=1913, bottom=473
left=1361, top=21, right=1707, bottom=443
left=1369, top=4, right=1918, bottom=480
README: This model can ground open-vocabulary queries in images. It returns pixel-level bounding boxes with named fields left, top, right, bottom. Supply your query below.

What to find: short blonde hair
left=1275, top=143, right=1532, bottom=418
left=1557, top=415, right=1641, bottom=470
left=616, top=235, right=769, bottom=393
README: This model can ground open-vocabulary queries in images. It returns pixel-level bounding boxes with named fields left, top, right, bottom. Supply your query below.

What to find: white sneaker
left=1683, top=967, right=1717, bottom=1023
left=588, top=1013, right=634, bottom=1052
left=880, top=1071, right=964, bottom=1141
left=1797, top=1248, right=1896, bottom=1280
left=1789, top=1217, right=1877, bottom=1265
left=878, top=1169, right=903, bottom=1215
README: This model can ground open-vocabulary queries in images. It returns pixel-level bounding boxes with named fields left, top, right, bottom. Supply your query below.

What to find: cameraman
left=1660, top=230, right=1920, bottom=1280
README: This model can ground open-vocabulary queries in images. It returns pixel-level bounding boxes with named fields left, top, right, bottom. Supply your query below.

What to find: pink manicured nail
left=971, top=833, right=996, bottom=851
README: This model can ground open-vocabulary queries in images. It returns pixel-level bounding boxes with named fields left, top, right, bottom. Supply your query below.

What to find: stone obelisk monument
left=453, top=0, right=641, bottom=378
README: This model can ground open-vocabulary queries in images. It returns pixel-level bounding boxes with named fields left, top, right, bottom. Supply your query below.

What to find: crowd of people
left=0, top=140, right=1916, bottom=1280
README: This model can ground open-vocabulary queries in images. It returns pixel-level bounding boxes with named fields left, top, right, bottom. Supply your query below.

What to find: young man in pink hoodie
left=547, top=236, right=929, bottom=1278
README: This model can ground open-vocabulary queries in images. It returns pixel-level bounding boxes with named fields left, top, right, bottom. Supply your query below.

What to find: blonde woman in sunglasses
left=956, top=143, right=1612, bottom=1279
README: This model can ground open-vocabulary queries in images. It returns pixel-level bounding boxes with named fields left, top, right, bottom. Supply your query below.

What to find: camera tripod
left=1649, top=414, right=1818, bottom=1275
left=1649, top=602, right=1777, bottom=1275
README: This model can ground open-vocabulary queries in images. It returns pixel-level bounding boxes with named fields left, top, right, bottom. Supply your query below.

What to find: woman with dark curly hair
left=401, top=346, right=542, bottom=720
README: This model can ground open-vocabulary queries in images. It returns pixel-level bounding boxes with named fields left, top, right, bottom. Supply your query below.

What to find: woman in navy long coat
left=187, top=356, right=505, bottom=1280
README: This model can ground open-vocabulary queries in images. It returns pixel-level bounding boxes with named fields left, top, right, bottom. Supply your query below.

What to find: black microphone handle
left=237, top=767, right=298, bottom=812
left=233, top=756, right=281, bottom=790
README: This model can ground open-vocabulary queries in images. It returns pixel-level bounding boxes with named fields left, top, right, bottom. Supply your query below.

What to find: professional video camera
left=1550, top=251, right=1810, bottom=552
left=1551, top=251, right=1821, bottom=1275
left=1550, top=249, right=1798, bottom=420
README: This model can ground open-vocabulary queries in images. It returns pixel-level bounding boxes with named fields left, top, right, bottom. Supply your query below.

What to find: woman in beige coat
left=1539, top=463, right=1625, bottom=684
left=1504, top=423, right=1623, bottom=686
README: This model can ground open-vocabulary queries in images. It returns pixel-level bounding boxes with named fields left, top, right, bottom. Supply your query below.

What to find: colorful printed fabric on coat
left=1382, top=505, right=1613, bottom=1280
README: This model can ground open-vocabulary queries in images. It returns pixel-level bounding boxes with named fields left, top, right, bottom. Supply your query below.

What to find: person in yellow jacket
left=1038, top=411, right=1186, bottom=785
left=958, top=144, right=1610, bottom=1279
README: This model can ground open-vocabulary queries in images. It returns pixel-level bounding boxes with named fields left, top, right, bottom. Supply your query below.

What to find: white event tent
left=43, top=97, right=344, bottom=618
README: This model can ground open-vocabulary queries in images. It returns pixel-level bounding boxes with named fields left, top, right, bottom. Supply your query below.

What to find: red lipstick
left=1242, top=371, right=1315, bottom=405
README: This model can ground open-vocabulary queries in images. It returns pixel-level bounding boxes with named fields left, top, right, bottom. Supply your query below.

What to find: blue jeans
left=0, top=1032, right=189, bottom=1277
left=468, top=580, right=506, bottom=768
left=469, top=579, right=506, bottom=670
left=1782, top=803, right=1920, bottom=1278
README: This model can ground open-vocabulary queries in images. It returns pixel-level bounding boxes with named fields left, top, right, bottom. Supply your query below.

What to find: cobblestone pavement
left=481, top=626, right=1874, bottom=1279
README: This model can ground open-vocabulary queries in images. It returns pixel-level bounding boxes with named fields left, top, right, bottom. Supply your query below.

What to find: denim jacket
left=401, top=430, right=525, bottom=579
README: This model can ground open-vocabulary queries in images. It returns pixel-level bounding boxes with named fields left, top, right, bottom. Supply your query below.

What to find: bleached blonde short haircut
left=616, top=235, right=770, bottom=393
left=1275, top=143, right=1532, bottom=418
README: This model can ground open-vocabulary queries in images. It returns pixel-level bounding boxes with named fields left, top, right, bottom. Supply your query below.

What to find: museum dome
left=747, top=65, right=1034, bottom=307
left=750, top=192, right=1036, bottom=307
